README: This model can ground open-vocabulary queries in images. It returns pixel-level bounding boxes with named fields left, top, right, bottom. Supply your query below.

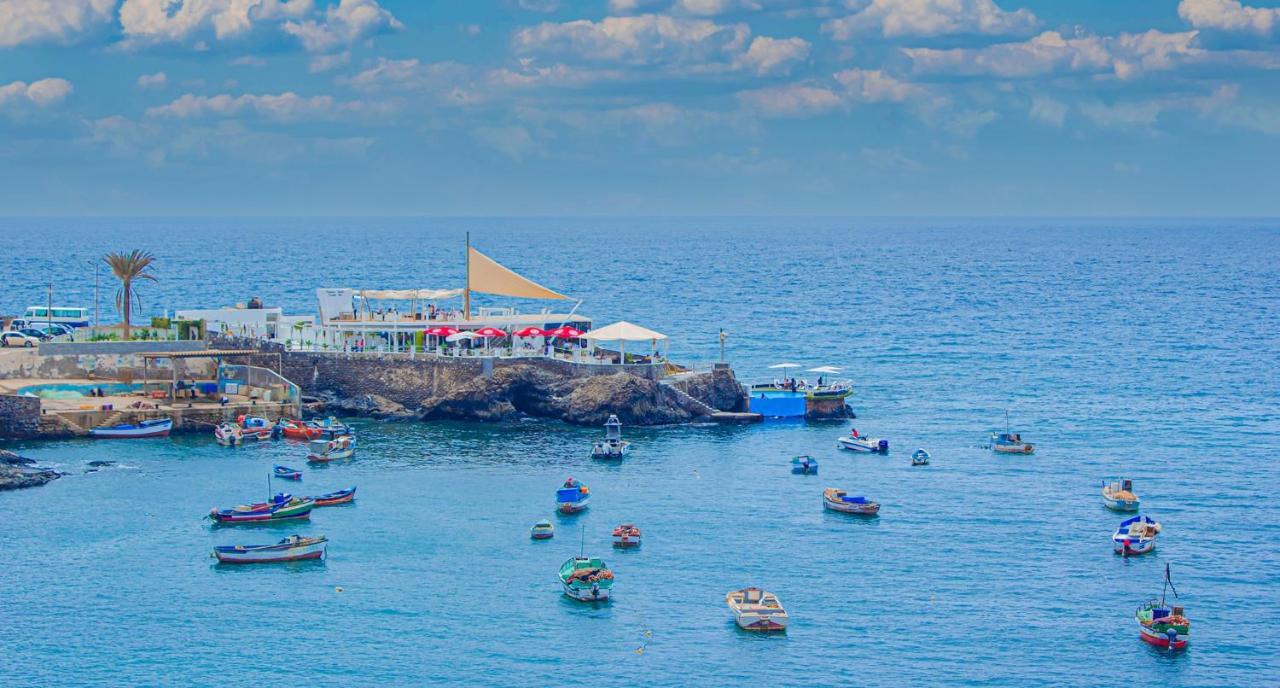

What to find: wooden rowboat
left=213, top=535, right=327, bottom=564
left=273, top=465, right=303, bottom=481
left=823, top=487, right=880, bottom=515
left=312, top=486, right=356, bottom=506
left=208, top=497, right=314, bottom=524
left=726, top=588, right=788, bottom=631
left=90, top=417, right=171, bottom=439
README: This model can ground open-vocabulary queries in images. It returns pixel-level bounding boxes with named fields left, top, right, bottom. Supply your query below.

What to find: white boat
left=1102, top=478, right=1140, bottom=511
left=214, top=422, right=244, bottom=446
left=90, top=417, right=172, bottom=439
left=307, top=435, right=355, bottom=463
left=837, top=429, right=888, bottom=454
left=591, top=414, right=631, bottom=459
left=726, top=588, right=788, bottom=631
left=1113, top=515, right=1161, bottom=556
left=213, top=535, right=328, bottom=564
left=911, top=449, right=930, bottom=466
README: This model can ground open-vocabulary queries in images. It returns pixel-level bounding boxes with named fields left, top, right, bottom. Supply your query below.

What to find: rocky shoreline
left=307, top=365, right=749, bottom=426
left=0, top=449, right=61, bottom=491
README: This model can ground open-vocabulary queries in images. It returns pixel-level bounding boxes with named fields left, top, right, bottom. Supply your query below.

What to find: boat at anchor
left=90, top=417, right=172, bottom=439
left=1136, top=564, right=1189, bottom=650
left=208, top=495, right=314, bottom=524
left=591, top=414, right=631, bottom=459
left=311, top=486, right=356, bottom=506
left=726, top=588, right=788, bottom=632
left=559, top=556, right=614, bottom=601
left=556, top=477, right=591, bottom=513
left=790, top=455, right=819, bottom=474
left=1102, top=478, right=1140, bottom=511
left=837, top=427, right=888, bottom=454
left=911, top=449, right=931, bottom=466
left=823, top=488, right=880, bottom=515
left=990, top=411, right=1034, bottom=454
left=307, top=435, right=355, bottom=463
left=213, top=535, right=327, bottom=564
left=612, top=524, right=641, bottom=548
left=1112, top=515, right=1161, bottom=556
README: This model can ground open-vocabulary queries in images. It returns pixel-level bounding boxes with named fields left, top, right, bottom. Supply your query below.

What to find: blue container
left=749, top=392, right=807, bottom=418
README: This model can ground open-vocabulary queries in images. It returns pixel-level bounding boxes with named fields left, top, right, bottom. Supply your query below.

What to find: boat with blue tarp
left=556, top=477, right=591, bottom=513
left=823, top=488, right=880, bottom=515
left=790, top=455, right=818, bottom=474
left=1112, top=515, right=1161, bottom=556
left=208, top=494, right=314, bottom=524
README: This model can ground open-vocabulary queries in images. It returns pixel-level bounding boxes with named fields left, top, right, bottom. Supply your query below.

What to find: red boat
left=312, top=486, right=356, bottom=506
left=275, top=419, right=322, bottom=440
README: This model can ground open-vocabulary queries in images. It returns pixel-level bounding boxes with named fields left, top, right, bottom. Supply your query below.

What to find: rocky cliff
left=0, top=449, right=61, bottom=491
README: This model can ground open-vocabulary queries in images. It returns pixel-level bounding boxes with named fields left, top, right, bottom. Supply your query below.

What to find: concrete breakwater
left=274, top=349, right=749, bottom=425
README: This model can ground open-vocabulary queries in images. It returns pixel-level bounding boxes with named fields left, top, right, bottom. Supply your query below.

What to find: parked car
left=17, top=328, right=54, bottom=341
left=18, top=322, right=74, bottom=337
left=0, top=331, right=42, bottom=347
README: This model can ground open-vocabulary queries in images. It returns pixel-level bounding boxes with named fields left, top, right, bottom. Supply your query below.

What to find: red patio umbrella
left=425, top=326, right=459, bottom=337
left=473, top=327, right=506, bottom=337
left=548, top=326, right=584, bottom=338
left=513, top=326, right=546, bottom=337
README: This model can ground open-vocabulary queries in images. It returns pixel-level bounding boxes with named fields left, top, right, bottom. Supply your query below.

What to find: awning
left=547, top=326, right=584, bottom=338
left=359, top=289, right=463, bottom=301
left=425, top=326, right=459, bottom=337
left=581, top=321, right=667, bottom=342
left=468, top=247, right=569, bottom=300
left=514, top=326, right=547, bottom=337
left=472, top=327, right=506, bottom=337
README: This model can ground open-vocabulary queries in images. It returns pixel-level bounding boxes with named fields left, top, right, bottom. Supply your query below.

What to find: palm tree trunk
left=122, top=280, right=131, bottom=340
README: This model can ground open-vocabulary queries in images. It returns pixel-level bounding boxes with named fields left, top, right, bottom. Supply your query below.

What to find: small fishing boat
left=238, top=415, right=272, bottom=431
left=725, top=588, right=788, bottom=632
left=214, top=422, right=244, bottom=446
left=1113, top=515, right=1161, bottom=556
left=90, top=417, right=172, bottom=439
left=309, top=416, right=354, bottom=440
left=273, top=465, right=303, bottom=480
left=558, top=556, right=614, bottom=601
left=591, top=414, right=631, bottom=459
left=790, top=455, right=819, bottom=474
left=208, top=495, right=314, bottom=524
left=213, top=535, right=328, bottom=564
left=612, top=524, right=642, bottom=548
left=311, top=486, right=356, bottom=506
left=911, top=449, right=931, bottom=466
left=1136, top=564, right=1189, bottom=650
left=823, top=487, right=880, bottom=515
left=990, top=411, right=1034, bottom=453
left=556, top=477, right=591, bottom=514
left=530, top=520, right=555, bottom=540
left=1102, top=478, right=1140, bottom=511
left=836, top=428, right=888, bottom=454
left=306, top=435, right=355, bottom=463
left=274, top=419, right=322, bottom=441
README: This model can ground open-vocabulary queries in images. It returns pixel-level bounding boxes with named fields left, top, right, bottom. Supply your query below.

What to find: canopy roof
left=469, top=247, right=568, bottom=300
left=807, top=365, right=844, bottom=373
left=582, top=321, right=667, bottom=342
left=359, top=289, right=463, bottom=301
left=768, top=362, right=802, bottom=370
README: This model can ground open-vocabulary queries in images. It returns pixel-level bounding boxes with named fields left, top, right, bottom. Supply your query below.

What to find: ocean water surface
left=0, top=218, right=1277, bottom=686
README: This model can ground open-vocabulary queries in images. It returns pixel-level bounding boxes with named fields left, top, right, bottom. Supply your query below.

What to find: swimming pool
left=17, top=382, right=144, bottom=399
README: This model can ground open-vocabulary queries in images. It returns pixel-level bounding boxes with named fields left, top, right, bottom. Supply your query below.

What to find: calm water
left=1, top=218, right=1278, bottom=686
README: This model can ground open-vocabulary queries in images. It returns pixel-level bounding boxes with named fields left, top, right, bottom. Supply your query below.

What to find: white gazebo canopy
left=360, top=288, right=463, bottom=301
left=582, top=321, right=668, bottom=342
left=581, top=320, right=667, bottom=362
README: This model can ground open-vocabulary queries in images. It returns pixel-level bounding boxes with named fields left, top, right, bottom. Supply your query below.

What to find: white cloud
left=1179, top=0, right=1280, bottom=36
left=833, top=68, right=922, bottom=102
left=739, top=35, right=809, bottom=74
left=309, top=50, right=350, bottom=72
left=736, top=83, right=843, bottom=117
left=0, top=0, right=114, bottom=48
left=1029, top=95, right=1066, bottom=127
left=824, top=0, right=1038, bottom=39
left=146, top=90, right=382, bottom=121
left=137, top=71, right=168, bottom=88
left=607, top=0, right=828, bottom=16
left=473, top=124, right=541, bottom=161
left=0, top=78, right=73, bottom=108
left=905, top=30, right=1204, bottom=80
left=513, top=14, right=749, bottom=66
left=517, top=0, right=561, bottom=12
left=118, top=0, right=400, bottom=53
left=87, top=114, right=375, bottom=166
left=283, top=0, right=403, bottom=53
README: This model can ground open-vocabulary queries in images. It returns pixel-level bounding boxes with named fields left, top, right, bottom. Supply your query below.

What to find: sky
left=1, top=0, right=1279, bottom=216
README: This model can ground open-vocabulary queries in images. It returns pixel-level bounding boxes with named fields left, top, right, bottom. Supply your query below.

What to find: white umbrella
left=768, top=362, right=802, bottom=370
left=807, top=366, right=843, bottom=374
left=445, top=331, right=483, bottom=343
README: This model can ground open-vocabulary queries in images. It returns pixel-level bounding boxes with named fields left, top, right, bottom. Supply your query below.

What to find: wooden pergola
left=139, top=349, right=281, bottom=404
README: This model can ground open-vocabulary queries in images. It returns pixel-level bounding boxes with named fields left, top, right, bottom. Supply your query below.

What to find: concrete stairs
left=38, top=414, right=88, bottom=437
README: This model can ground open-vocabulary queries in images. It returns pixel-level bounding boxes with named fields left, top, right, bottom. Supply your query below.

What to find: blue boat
left=790, top=455, right=819, bottom=474
left=1113, top=515, right=1161, bottom=556
left=273, top=465, right=302, bottom=481
left=556, top=477, right=591, bottom=513
left=911, top=449, right=930, bottom=466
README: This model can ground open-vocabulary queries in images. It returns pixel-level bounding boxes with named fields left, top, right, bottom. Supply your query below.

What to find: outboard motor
left=878, top=439, right=889, bottom=453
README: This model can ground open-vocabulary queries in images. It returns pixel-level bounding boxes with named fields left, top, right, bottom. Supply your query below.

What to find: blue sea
left=0, top=218, right=1277, bottom=686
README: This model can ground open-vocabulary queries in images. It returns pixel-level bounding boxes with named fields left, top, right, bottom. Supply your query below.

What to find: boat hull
left=558, top=500, right=590, bottom=514
left=1139, top=626, right=1188, bottom=650
left=992, top=444, right=1034, bottom=454
left=837, top=436, right=887, bottom=453
left=91, top=420, right=172, bottom=439
left=1114, top=538, right=1156, bottom=555
left=210, top=501, right=314, bottom=524
left=531, top=531, right=554, bottom=540
left=823, top=499, right=880, bottom=515
left=313, top=487, right=356, bottom=506
left=612, top=537, right=641, bottom=548
left=562, top=583, right=612, bottom=601
left=1103, top=495, right=1140, bottom=511
left=734, top=616, right=787, bottom=631
left=308, top=448, right=355, bottom=462
left=214, top=540, right=327, bottom=564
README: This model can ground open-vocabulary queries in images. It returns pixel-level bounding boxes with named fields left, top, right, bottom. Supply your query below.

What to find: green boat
left=558, top=556, right=614, bottom=602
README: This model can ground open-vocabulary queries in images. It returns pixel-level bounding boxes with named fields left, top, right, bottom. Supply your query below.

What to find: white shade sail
left=581, top=321, right=668, bottom=342
left=807, top=366, right=844, bottom=373
left=768, top=362, right=802, bottom=369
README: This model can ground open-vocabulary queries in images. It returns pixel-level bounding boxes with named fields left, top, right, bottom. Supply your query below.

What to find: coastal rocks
left=670, top=368, right=746, bottom=412
left=322, top=393, right=415, bottom=421
left=0, top=449, right=61, bottom=491
left=565, top=373, right=693, bottom=426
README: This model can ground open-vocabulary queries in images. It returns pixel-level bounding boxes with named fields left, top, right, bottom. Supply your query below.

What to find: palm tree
left=103, top=250, right=157, bottom=340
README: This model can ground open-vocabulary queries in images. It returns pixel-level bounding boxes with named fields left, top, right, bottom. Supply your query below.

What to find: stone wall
left=0, top=394, right=40, bottom=439
left=0, top=347, right=213, bottom=382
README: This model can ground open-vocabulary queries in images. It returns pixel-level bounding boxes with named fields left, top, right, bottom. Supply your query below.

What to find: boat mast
left=1005, top=409, right=1010, bottom=436
left=464, top=231, right=471, bottom=321
left=580, top=524, right=585, bottom=557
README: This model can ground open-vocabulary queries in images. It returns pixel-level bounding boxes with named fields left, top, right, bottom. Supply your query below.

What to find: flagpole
left=464, top=231, right=471, bottom=321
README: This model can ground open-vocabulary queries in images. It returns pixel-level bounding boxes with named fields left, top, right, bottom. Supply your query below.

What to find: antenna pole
left=464, top=232, right=471, bottom=321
